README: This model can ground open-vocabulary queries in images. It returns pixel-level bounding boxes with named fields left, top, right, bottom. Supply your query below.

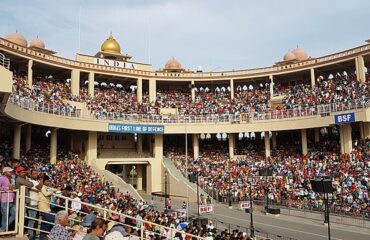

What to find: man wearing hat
left=0, top=166, right=16, bottom=232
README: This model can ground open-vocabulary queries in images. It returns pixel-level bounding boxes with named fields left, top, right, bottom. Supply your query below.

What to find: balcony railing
left=0, top=52, right=10, bottom=69
left=8, top=94, right=370, bottom=124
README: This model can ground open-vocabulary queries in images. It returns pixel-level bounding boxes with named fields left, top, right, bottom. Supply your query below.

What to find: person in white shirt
left=27, top=169, right=40, bottom=240
left=71, top=192, right=82, bottom=212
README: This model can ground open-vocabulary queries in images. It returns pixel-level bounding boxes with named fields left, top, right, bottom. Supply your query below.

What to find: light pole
left=228, top=169, right=232, bottom=207
left=164, top=170, right=168, bottom=210
left=185, top=119, right=189, bottom=220
left=196, top=169, right=200, bottom=227
left=248, top=176, right=255, bottom=239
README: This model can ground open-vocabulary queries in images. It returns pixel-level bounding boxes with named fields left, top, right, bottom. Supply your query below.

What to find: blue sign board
left=108, top=123, right=165, bottom=134
left=334, top=113, right=355, bottom=124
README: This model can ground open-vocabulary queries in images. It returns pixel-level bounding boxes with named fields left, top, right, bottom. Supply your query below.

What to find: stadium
left=0, top=2, right=370, bottom=240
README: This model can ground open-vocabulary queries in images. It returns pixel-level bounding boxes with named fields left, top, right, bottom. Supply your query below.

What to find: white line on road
left=212, top=213, right=343, bottom=240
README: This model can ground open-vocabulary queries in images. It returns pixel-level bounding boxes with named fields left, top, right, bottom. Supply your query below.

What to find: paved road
left=143, top=193, right=370, bottom=240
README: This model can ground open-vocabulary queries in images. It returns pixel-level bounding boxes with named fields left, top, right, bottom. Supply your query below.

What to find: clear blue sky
left=1, top=0, right=369, bottom=71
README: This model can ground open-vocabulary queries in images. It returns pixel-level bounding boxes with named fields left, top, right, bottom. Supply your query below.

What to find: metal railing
left=1, top=186, right=206, bottom=239
left=0, top=189, right=20, bottom=236
left=8, top=94, right=370, bottom=124
left=0, top=52, right=10, bottom=69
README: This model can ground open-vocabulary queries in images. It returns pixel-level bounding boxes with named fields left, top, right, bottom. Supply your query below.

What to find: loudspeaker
left=268, top=207, right=280, bottom=214
left=189, top=173, right=196, bottom=183
left=310, top=179, right=334, bottom=193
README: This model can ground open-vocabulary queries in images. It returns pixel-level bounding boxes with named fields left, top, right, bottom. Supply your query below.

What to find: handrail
left=19, top=186, right=205, bottom=240
left=8, top=94, right=370, bottom=124
left=0, top=52, right=10, bottom=69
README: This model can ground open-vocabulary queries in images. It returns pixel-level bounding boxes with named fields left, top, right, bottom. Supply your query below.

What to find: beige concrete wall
left=0, top=66, right=12, bottom=93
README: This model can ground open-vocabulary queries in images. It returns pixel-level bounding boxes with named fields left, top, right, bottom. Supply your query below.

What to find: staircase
left=90, top=161, right=144, bottom=201
left=162, top=157, right=210, bottom=201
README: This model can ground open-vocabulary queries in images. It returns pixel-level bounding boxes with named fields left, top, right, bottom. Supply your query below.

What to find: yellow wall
left=0, top=66, right=12, bottom=93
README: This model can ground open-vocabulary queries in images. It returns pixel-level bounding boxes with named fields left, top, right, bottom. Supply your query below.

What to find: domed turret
left=164, top=57, right=182, bottom=69
left=5, top=32, right=27, bottom=47
left=283, top=51, right=296, bottom=61
left=101, top=34, right=121, bottom=54
left=292, top=48, right=308, bottom=61
left=30, top=37, right=45, bottom=49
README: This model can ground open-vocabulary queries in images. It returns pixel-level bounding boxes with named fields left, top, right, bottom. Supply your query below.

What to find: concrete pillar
left=301, top=129, right=308, bottom=155
left=264, top=131, right=270, bottom=158
left=87, top=131, right=97, bottom=165
left=339, top=124, right=353, bottom=154
left=137, top=134, right=143, bottom=155
left=314, top=128, right=320, bottom=143
left=50, top=128, right=57, bottom=164
left=137, top=165, right=143, bottom=191
left=360, top=122, right=370, bottom=140
left=228, top=133, right=235, bottom=161
left=71, top=69, right=80, bottom=96
left=149, top=79, right=156, bottom=103
left=193, top=134, right=199, bottom=160
left=230, top=79, right=234, bottom=99
left=272, top=131, right=277, bottom=149
left=355, top=55, right=366, bottom=83
left=191, top=80, right=195, bottom=102
left=137, top=78, right=143, bottom=103
left=25, top=124, right=32, bottom=152
left=147, top=134, right=163, bottom=194
left=88, top=72, right=94, bottom=97
left=310, top=68, right=316, bottom=87
left=13, top=125, right=21, bottom=159
left=27, top=59, right=33, bottom=87
left=269, top=75, right=274, bottom=97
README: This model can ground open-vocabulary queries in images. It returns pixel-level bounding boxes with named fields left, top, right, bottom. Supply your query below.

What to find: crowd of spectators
left=168, top=137, right=370, bottom=217
left=10, top=72, right=370, bottom=119
left=1, top=145, right=237, bottom=239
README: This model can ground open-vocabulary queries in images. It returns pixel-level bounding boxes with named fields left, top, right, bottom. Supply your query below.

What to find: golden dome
left=101, top=34, right=121, bottom=54
left=165, top=57, right=182, bottom=69
left=30, top=37, right=45, bottom=49
left=5, top=32, right=27, bottom=47
left=292, top=48, right=308, bottom=61
left=283, top=51, right=296, bottom=61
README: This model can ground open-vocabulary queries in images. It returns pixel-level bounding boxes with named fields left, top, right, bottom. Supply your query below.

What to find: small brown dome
left=5, top=32, right=27, bottom=47
left=165, top=57, right=182, bottom=69
left=292, top=48, right=308, bottom=61
left=30, top=37, right=45, bottom=49
left=283, top=51, right=296, bottom=61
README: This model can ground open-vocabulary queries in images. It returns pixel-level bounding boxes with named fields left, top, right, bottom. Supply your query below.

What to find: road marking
left=212, top=213, right=343, bottom=240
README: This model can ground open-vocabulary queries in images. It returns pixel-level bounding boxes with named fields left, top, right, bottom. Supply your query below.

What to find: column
left=136, top=165, right=143, bottom=191
left=191, top=80, right=195, bottom=102
left=310, top=68, right=316, bottom=87
left=264, top=131, right=271, bottom=158
left=314, top=128, right=320, bottom=143
left=271, top=131, right=277, bottom=149
left=230, top=79, right=234, bottom=99
left=339, top=124, right=353, bottom=154
left=149, top=79, right=156, bottom=103
left=269, top=75, right=274, bottom=97
left=147, top=134, right=163, bottom=194
left=88, top=71, right=94, bottom=97
left=193, top=134, right=199, bottom=160
left=301, top=129, right=308, bottom=155
left=50, top=128, right=57, bottom=164
left=27, top=59, right=33, bottom=87
left=25, top=124, right=32, bottom=152
left=136, top=134, right=143, bottom=155
left=13, top=125, right=21, bottom=159
left=355, top=55, right=366, bottom=83
left=228, top=133, right=235, bottom=161
left=137, top=77, right=143, bottom=103
left=87, top=131, right=97, bottom=165
left=360, top=122, right=370, bottom=140
left=71, top=69, right=80, bottom=96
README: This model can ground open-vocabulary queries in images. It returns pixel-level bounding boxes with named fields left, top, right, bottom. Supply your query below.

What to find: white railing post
left=17, top=187, right=26, bottom=237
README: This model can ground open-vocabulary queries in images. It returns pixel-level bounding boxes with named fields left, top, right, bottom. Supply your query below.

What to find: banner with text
left=108, top=123, right=164, bottom=134
left=334, top=112, right=355, bottom=124
left=199, top=204, right=214, bottom=214
left=239, top=201, right=251, bottom=209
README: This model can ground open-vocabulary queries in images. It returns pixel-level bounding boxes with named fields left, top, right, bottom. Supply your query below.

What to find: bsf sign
left=199, top=205, right=214, bottom=214
left=239, top=201, right=250, bottom=209
left=334, top=113, right=355, bottom=124
left=108, top=123, right=164, bottom=134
